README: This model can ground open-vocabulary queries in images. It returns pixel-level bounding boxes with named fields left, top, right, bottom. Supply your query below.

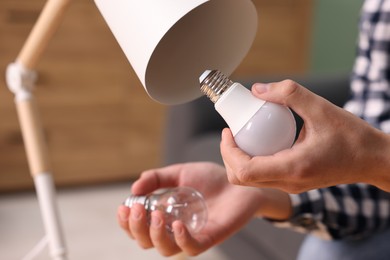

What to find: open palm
left=118, top=162, right=263, bottom=256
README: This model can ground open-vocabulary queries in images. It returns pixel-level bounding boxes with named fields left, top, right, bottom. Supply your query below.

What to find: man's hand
left=221, top=80, right=390, bottom=193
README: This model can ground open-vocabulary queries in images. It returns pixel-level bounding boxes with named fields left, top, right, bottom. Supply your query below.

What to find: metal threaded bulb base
left=123, top=195, right=148, bottom=209
left=199, top=70, right=233, bottom=103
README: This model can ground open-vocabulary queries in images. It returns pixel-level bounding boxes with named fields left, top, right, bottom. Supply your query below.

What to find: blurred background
left=0, top=0, right=362, bottom=259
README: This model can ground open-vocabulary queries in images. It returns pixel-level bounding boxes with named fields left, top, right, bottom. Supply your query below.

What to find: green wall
left=310, top=0, right=364, bottom=73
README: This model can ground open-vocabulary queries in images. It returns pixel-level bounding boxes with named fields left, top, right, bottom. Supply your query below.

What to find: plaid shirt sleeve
left=284, top=185, right=390, bottom=240
left=271, top=0, right=390, bottom=240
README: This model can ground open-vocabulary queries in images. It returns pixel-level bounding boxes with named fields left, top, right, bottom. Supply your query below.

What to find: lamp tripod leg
left=10, top=90, right=68, bottom=260
left=6, top=0, right=72, bottom=259
left=34, top=173, right=67, bottom=260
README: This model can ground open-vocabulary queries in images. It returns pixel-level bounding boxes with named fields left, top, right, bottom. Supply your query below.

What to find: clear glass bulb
left=199, top=70, right=296, bottom=156
left=123, top=187, right=207, bottom=234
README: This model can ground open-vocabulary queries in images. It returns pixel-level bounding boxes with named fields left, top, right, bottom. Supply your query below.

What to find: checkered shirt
left=278, top=0, right=390, bottom=240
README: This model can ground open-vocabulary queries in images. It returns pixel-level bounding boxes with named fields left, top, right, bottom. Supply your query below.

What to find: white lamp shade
left=94, top=0, right=257, bottom=105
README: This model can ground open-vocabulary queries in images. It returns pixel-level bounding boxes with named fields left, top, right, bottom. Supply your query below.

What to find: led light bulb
left=199, top=70, right=296, bottom=156
left=123, top=187, right=207, bottom=234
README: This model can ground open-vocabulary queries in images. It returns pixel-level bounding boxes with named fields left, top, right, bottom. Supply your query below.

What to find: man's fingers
left=117, top=205, right=134, bottom=239
left=149, top=211, right=181, bottom=256
left=220, top=128, right=279, bottom=183
left=129, top=204, right=153, bottom=249
left=220, top=128, right=251, bottom=164
left=221, top=128, right=298, bottom=185
left=252, top=80, right=329, bottom=123
left=131, top=164, right=184, bottom=195
left=172, top=221, right=209, bottom=257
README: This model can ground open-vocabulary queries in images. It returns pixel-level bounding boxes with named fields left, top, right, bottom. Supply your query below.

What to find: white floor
left=0, top=183, right=227, bottom=260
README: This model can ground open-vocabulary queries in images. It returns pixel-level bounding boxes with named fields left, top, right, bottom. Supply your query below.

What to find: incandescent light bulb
left=199, top=70, right=296, bottom=156
left=123, top=187, right=207, bottom=234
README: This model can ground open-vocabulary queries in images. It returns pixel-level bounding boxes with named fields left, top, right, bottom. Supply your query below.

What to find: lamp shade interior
left=146, top=0, right=257, bottom=104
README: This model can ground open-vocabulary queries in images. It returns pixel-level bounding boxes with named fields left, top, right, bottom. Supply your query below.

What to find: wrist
left=369, top=132, right=390, bottom=191
left=254, top=188, right=293, bottom=220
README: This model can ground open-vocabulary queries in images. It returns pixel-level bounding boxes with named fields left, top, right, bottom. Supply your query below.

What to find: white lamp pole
left=6, top=1, right=71, bottom=259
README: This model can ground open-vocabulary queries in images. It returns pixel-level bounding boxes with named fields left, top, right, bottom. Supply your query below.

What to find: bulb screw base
left=199, top=70, right=233, bottom=103
left=123, top=195, right=147, bottom=208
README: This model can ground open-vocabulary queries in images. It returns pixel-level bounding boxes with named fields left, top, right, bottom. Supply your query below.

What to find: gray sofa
left=163, top=73, right=350, bottom=260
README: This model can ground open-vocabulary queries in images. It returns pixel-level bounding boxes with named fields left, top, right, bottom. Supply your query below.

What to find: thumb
left=251, top=80, right=328, bottom=120
left=131, top=164, right=182, bottom=195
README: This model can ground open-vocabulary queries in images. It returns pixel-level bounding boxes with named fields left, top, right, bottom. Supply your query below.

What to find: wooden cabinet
left=234, top=0, right=313, bottom=77
left=0, top=0, right=312, bottom=192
